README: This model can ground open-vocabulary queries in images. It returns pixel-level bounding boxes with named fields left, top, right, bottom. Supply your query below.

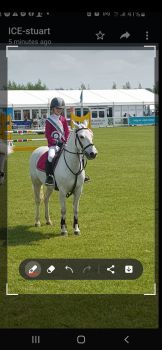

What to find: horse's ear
left=83, top=119, right=88, bottom=128
left=72, top=120, right=88, bottom=129
left=73, top=121, right=80, bottom=129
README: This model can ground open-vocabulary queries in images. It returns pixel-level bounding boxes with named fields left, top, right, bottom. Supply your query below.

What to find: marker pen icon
left=29, top=265, right=38, bottom=274
left=24, top=261, right=41, bottom=278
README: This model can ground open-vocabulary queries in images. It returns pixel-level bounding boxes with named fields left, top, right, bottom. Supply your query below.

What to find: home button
left=77, top=335, right=86, bottom=344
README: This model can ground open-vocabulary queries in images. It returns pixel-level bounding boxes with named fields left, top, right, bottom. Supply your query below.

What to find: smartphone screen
left=0, top=9, right=160, bottom=346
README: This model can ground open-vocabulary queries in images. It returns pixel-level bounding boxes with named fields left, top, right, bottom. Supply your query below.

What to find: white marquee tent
left=0, top=88, right=155, bottom=127
left=6, top=89, right=154, bottom=107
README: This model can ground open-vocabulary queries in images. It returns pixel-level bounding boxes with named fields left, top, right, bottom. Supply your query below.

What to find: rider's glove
left=57, top=140, right=64, bottom=147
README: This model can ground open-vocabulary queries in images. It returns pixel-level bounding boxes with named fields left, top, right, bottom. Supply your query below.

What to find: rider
left=45, top=97, right=90, bottom=186
left=45, top=97, right=69, bottom=186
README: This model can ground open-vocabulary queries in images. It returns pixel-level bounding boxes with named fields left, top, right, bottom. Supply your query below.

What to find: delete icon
left=125, top=265, right=133, bottom=273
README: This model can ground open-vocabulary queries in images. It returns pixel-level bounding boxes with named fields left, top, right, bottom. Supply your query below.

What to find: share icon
left=106, top=265, right=115, bottom=274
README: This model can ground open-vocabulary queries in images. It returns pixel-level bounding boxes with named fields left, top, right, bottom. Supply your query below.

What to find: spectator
left=123, top=113, right=128, bottom=125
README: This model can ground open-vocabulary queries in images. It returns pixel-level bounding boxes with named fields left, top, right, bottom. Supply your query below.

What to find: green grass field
left=7, top=126, right=155, bottom=296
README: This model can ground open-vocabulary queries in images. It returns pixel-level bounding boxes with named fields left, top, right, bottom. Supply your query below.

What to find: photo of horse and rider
left=5, top=48, right=156, bottom=297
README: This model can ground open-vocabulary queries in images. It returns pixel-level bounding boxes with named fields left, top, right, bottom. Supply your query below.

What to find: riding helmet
left=50, top=97, right=65, bottom=109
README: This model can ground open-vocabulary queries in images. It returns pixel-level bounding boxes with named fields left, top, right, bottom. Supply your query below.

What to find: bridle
left=64, top=127, right=94, bottom=155
left=61, top=128, right=94, bottom=198
left=75, top=127, right=94, bottom=155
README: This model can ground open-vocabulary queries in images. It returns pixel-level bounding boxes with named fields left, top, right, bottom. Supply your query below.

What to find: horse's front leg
left=73, top=186, right=83, bottom=235
left=59, top=190, right=68, bottom=236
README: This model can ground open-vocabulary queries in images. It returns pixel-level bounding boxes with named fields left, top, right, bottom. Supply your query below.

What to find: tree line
left=112, top=81, right=158, bottom=93
left=7, top=79, right=47, bottom=90
left=6, top=79, right=158, bottom=93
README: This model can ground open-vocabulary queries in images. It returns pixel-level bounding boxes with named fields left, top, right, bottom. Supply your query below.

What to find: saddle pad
left=36, top=148, right=63, bottom=173
left=36, top=151, right=48, bottom=172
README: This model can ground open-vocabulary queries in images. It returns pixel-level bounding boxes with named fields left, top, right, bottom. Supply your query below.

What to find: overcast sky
left=7, top=48, right=155, bottom=89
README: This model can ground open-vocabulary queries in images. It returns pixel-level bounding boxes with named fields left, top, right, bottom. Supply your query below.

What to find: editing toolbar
left=19, top=259, right=143, bottom=280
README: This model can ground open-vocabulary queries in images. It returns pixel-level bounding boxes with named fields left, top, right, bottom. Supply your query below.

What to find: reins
left=59, top=128, right=92, bottom=198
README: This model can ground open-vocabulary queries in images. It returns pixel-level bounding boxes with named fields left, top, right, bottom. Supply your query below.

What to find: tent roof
left=0, top=89, right=155, bottom=107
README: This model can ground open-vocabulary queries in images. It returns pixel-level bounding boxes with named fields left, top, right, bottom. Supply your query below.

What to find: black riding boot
left=45, top=160, right=54, bottom=186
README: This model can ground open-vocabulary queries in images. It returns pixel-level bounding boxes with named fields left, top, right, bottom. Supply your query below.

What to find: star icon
left=96, top=31, right=105, bottom=40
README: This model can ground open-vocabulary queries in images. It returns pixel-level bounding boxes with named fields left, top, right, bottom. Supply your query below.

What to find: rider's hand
left=57, top=140, right=64, bottom=147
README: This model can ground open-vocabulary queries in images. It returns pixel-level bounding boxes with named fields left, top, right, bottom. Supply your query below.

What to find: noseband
left=75, top=127, right=94, bottom=155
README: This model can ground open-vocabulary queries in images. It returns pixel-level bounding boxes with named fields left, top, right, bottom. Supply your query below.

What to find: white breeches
left=48, top=145, right=59, bottom=162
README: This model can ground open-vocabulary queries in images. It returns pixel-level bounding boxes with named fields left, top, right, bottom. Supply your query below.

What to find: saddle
left=37, top=148, right=63, bottom=190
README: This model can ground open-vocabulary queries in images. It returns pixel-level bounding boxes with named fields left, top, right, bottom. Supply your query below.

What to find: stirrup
left=84, top=175, right=90, bottom=183
left=45, top=175, right=54, bottom=186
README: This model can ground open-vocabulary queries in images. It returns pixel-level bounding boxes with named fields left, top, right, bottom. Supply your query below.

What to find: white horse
left=29, top=122, right=98, bottom=235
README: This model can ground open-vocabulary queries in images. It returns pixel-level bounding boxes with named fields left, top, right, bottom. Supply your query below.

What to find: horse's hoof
left=46, top=221, right=52, bottom=226
left=74, top=224, right=80, bottom=235
left=74, top=230, right=81, bottom=236
left=35, top=222, right=41, bottom=227
left=61, top=231, right=68, bottom=236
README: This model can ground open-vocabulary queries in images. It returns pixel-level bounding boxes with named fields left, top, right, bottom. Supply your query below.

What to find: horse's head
left=73, top=121, right=98, bottom=160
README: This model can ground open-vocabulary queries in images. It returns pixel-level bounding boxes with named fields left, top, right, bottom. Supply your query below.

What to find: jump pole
left=13, top=145, right=38, bottom=152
